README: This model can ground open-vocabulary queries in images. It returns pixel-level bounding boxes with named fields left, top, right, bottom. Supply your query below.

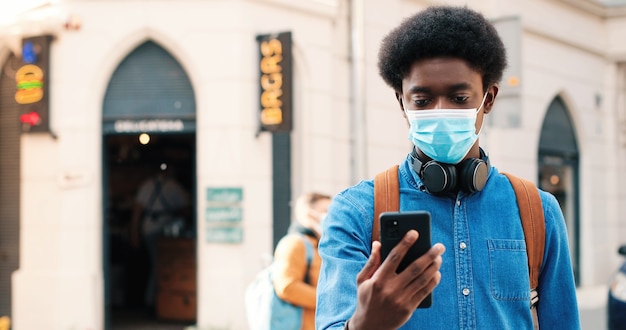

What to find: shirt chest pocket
left=487, top=239, right=531, bottom=301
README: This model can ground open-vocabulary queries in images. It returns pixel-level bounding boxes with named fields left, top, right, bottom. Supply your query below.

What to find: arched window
left=103, top=40, right=196, bottom=133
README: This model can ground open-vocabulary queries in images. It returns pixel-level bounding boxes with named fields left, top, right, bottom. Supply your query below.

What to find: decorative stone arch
left=537, top=95, right=580, bottom=285
left=96, top=27, right=200, bottom=116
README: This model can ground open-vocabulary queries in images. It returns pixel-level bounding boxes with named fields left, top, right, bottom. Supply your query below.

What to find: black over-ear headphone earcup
left=457, top=158, right=489, bottom=193
left=421, top=161, right=457, bottom=194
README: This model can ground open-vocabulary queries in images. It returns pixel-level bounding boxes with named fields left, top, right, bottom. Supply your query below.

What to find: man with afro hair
left=316, top=5, right=580, bottom=330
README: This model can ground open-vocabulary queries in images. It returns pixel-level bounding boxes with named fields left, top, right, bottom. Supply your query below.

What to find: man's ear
left=483, top=84, right=499, bottom=114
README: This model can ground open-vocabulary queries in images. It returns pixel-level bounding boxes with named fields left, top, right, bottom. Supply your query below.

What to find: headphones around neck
left=410, top=148, right=490, bottom=195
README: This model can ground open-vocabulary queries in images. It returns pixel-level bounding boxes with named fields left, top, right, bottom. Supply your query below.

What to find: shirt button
left=460, top=242, right=467, bottom=250
left=456, top=200, right=461, bottom=206
left=462, top=288, right=470, bottom=296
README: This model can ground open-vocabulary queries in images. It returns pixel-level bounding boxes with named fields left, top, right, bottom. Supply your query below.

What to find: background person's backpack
left=245, top=234, right=313, bottom=330
left=373, top=165, right=545, bottom=329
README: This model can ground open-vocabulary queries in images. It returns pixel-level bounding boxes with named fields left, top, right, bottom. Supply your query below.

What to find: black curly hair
left=377, top=6, right=507, bottom=93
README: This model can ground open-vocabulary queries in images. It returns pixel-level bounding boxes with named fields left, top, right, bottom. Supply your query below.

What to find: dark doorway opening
left=538, top=97, right=580, bottom=286
left=0, top=54, right=20, bottom=323
left=103, top=132, right=196, bottom=329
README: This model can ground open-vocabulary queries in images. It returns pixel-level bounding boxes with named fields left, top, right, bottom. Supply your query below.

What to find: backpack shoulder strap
left=373, top=165, right=400, bottom=243
left=501, top=172, right=545, bottom=292
left=299, top=234, right=314, bottom=284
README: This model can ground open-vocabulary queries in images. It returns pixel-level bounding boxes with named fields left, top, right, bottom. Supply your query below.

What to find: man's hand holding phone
left=346, top=212, right=445, bottom=330
left=380, top=211, right=434, bottom=307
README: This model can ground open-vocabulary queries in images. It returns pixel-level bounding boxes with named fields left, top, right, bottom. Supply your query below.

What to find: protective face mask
left=405, top=94, right=487, bottom=164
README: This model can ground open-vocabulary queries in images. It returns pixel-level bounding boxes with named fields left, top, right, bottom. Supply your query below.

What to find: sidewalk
left=578, top=285, right=608, bottom=329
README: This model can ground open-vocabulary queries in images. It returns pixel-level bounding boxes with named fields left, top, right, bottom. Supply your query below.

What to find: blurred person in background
left=130, top=162, right=190, bottom=312
left=272, top=192, right=332, bottom=330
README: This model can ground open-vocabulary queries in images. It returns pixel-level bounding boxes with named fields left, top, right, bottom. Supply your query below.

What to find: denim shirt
left=316, top=155, right=580, bottom=330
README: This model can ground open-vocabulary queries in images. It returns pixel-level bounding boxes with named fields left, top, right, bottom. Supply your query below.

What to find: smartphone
left=379, top=210, right=432, bottom=308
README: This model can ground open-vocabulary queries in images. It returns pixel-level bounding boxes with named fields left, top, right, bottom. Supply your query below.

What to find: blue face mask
left=404, top=94, right=487, bottom=164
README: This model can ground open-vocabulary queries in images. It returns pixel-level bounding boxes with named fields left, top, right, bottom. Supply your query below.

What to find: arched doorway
left=538, top=96, right=580, bottom=285
left=102, top=40, right=197, bottom=328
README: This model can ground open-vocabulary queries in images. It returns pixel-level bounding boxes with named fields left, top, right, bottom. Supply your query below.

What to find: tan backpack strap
left=373, top=165, right=400, bottom=243
left=502, top=172, right=545, bottom=291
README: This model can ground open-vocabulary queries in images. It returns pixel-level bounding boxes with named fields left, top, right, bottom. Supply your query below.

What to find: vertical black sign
left=16, top=35, right=52, bottom=133
left=256, top=32, right=292, bottom=133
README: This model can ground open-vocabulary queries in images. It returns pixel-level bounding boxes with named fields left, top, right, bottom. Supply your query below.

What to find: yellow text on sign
left=260, top=38, right=283, bottom=126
